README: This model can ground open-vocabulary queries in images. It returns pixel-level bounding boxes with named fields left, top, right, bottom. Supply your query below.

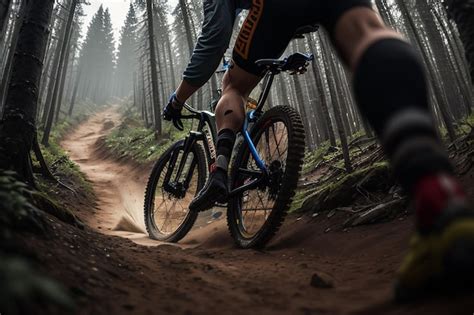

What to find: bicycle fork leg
left=173, top=132, right=199, bottom=183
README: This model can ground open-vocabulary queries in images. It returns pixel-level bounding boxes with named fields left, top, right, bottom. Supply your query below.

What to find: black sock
left=215, top=129, right=236, bottom=171
left=353, top=38, right=453, bottom=192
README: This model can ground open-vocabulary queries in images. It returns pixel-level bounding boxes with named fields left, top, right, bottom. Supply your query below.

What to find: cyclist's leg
left=189, top=64, right=260, bottom=212
left=326, top=4, right=464, bottom=226
left=215, top=64, right=260, bottom=133
left=218, top=0, right=305, bottom=174
left=190, top=0, right=305, bottom=212
left=321, top=2, right=473, bottom=298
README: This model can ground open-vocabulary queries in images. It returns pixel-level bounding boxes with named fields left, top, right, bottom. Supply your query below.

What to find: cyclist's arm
left=176, top=0, right=236, bottom=102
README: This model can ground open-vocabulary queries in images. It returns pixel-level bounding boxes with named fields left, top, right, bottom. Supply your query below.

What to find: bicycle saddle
left=293, top=24, right=320, bottom=39
left=256, top=53, right=314, bottom=74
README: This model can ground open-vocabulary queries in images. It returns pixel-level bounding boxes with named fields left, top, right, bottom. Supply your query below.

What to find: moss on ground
left=296, top=162, right=391, bottom=214
left=302, top=142, right=331, bottom=174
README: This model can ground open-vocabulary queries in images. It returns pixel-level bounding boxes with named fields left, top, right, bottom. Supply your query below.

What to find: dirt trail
left=61, top=106, right=160, bottom=246
left=56, top=107, right=474, bottom=315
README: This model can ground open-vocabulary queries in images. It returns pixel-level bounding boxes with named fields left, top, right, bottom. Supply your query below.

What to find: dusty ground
left=34, top=107, right=474, bottom=315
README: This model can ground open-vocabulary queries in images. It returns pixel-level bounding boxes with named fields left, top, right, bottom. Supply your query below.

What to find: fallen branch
left=343, top=198, right=406, bottom=228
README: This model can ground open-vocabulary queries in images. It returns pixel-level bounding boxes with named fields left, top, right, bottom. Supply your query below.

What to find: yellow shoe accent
left=395, top=218, right=474, bottom=301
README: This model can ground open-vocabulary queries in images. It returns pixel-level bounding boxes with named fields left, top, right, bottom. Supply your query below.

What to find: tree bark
left=0, top=0, right=28, bottom=109
left=397, top=0, right=457, bottom=141
left=445, top=0, right=474, bottom=85
left=310, top=33, right=336, bottom=147
left=0, top=0, right=11, bottom=42
left=54, top=28, right=76, bottom=124
left=146, top=0, right=162, bottom=135
left=42, top=0, right=77, bottom=146
left=68, top=66, right=82, bottom=116
left=40, top=4, right=68, bottom=126
left=0, top=0, right=55, bottom=184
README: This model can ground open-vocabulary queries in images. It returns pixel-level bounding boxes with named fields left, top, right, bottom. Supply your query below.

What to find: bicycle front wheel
left=227, top=105, right=306, bottom=248
left=144, top=140, right=206, bottom=242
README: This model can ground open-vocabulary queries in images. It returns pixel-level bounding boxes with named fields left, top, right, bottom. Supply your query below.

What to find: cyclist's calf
left=215, top=63, right=260, bottom=132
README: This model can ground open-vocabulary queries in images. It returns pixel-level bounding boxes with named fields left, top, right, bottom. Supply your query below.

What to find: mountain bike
left=144, top=52, right=313, bottom=248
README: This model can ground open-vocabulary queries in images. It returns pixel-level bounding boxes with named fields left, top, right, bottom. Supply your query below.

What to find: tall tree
left=445, top=0, right=474, bottom=85
left=0, top=0, right=55, bottom=183
left=0, top=0, right=11, bottom=39
left=146, top=0, right=162, bottom=134
left=0, top=0, right=28, bottom=110
left=101, top=8, right=115, bottom=100
left=115, top=3, right=138, bottom=97
left=42, top=0, right=78, bottom=146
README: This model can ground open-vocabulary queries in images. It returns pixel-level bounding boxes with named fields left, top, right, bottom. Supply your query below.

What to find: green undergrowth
left=104, top=108, right=190, bottom=164
left=302, top=142, right=331, bottom=174
left=34, top=103, right=99, bottom=214
left=439, top=112, right=474, bottom=138
left=292, top=133, right=386, bottom=213
left=293, top=113, right=473, bottom=214
left=291, top=161, right=390, bottom=213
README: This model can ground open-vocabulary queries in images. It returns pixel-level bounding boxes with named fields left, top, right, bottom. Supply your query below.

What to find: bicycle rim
left=145, top=141, right=205, bottom=241
left=228, top=106, right=305, bottom=248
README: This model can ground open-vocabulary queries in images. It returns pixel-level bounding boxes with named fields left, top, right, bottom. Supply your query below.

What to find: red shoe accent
left=209, top=162, right=217, bottom=173
left=414, top=174, right=466, bottom=230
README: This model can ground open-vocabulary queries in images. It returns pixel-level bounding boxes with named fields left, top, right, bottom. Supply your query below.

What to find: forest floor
left=30, top=106, right=474, bottom=314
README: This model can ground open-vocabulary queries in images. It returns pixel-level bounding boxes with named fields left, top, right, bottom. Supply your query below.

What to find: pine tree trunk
left=0, top=0, right=55, bottom=184
left=41, top=6, right=68, bottom=126
left=310, top=33, right=336, bottom=147
left=68, top=66, right=82, bottom=116
left=0, top=0, right=28, bottom=109
left=0, top=3, right=15, bottom=72
left=445, top=0, right=474, bottom=85
left=54, top=29, right=75, bottom=124
left=321, top=33, right=352, bottom=172
left=0, top=0, right=11, bottom=41
left=431, top=7, right=472, bottom=114
left=397, top=0, right=457, bottom=141
left=146, top=0, right=162, bottom=135
left=42, top=0, right=77, bottom=146
left=164, top=29, right=177, bottom=89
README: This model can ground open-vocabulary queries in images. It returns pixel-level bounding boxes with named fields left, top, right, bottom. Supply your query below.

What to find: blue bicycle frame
left=242, top=110, right=267, bottom=172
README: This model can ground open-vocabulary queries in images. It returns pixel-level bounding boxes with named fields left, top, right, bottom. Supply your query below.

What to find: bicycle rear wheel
left=144, top=140, right=206, bottom=242
left=227, top=105, right=306, bottom=248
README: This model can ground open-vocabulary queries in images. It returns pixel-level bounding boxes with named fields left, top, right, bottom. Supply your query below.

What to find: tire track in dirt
left=61, top=106, right=161, bottom=246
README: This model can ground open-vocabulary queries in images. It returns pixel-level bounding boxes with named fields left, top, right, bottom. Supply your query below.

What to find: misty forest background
left=0, top=0, right=473, bottom=179
left=0, top=0, right=473, bottom=152
left=0, top=0, right=473, bottom=312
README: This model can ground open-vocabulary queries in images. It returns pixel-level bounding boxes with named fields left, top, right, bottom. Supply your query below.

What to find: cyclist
left=164, top=0, right=474, bottom=300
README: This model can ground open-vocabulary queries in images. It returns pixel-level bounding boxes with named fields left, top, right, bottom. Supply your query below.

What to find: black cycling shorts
left=233, top=0, right=373, bottom=75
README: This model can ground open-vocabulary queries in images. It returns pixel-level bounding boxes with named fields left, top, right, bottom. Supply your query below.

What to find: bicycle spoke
left=270, top=124, right=288, bottom=161
left=242, top=206, right=274, bottom=211
left=237, top=119, right=292, bottom=237
left=264, top=128, right=272, bottom=161
left=270, top=124, right=283, bottom=160
left=151, top=151, right=200, bottom=235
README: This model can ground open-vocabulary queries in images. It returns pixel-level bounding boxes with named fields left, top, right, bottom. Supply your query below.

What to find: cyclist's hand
left=163, top=92, right=184, bottom=131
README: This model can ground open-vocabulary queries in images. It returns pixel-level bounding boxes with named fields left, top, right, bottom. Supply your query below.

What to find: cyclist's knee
left=222, top=61, right=260, bottom=98
left=333, top=7, right=402, bottom=69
